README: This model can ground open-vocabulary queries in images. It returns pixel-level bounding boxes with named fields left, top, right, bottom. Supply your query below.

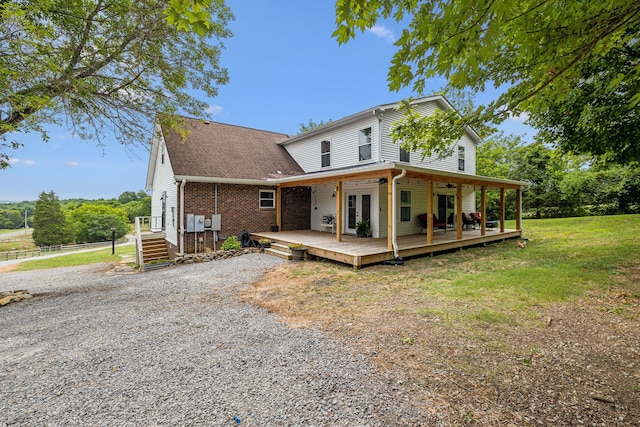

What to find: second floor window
left=458, top=146, right=465, bottom=171
left=359, top=127, right=372, bottom=161
left=400, top=146, right=410, bottom=163
left=321, top=140, right=331, bottom=168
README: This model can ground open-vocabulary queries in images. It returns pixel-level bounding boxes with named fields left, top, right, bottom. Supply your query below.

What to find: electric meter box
left=186, top=214, right=206, bottom=232
left=211, top=214, right=221, bottom=231
left=194, top=215, right=205, bottom=232
left=186, top=214, right=195, bottom=232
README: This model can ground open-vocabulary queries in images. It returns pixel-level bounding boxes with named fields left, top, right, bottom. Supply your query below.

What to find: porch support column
left=480, top=185, right=486, bottom=236
left=276, top=186, right=282, bottom=231
left=335, top=181, right=343, bottom=242
left=516, top=188, right=522, bottom=234
left=426, top=179, right=433, bottom=245
left=387, top=171, right=393, bottom=250
left=500, top=187, right=506, bottom=233
left=456, top=183, right=463, bottom=240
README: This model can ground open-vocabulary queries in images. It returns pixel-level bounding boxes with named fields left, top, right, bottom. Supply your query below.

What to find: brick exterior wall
left=175, top=182, right=311, bottom=254
left=281, top=186, right=311, bottom=231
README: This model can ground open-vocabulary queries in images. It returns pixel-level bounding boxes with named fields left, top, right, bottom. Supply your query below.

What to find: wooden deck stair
left=140, top=235, right=169, bottom=264
left=262, top=241, right=292, bottom=260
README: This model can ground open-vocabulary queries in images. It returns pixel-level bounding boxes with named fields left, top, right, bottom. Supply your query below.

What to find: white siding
left=149, top=132, right=178, bottom=245
left=310, top=183, right=337, bottom=232
left=283, top=118, right=380, bottom=173
left=380, top=101, right=477, bottom=175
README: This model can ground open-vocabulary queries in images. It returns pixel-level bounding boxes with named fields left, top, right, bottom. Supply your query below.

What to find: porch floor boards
left=252, top=228, right=521, bottom=268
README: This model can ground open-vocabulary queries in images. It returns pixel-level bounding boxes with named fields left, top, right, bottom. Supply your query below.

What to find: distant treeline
left=0, top=190, right=151, bottom=230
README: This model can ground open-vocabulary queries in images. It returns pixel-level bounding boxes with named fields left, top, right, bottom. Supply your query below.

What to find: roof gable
left=160, top=117, right=304, bottom=181
left=279, top=94, right=482, bottom=145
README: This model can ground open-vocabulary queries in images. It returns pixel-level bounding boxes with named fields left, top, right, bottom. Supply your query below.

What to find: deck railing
left=134, top=216, right=163, bottom=266
left=0, top=239, right=127, bottom=261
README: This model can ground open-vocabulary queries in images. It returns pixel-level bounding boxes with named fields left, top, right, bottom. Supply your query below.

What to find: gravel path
left=1, top=254, right=429, bottom=426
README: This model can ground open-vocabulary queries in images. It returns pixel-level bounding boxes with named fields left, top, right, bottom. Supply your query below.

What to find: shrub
left=221, top=236, right=241, bottom=251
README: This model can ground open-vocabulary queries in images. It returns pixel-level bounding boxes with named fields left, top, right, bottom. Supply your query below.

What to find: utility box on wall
left=186, top=214, right=195, bottom=232
left=211, top=214, right=221, bottom=231
left=195, top=215, right=205, bottom=232
left=186, top=214, right=206, bottom=232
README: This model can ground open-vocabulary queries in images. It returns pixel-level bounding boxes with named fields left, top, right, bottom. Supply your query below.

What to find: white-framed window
left=161, top=146, right=165, bottom=164
left=458, top=146, right=465, bottom=171
left=321, top=140, right=331, bottom=168
left=400, top=190, right=411, bottom=222
left=359, top=127, right=372, bottom=161
left=399, top=146, right=410, bottom=163
left=259, top=190, right=276, bottom=209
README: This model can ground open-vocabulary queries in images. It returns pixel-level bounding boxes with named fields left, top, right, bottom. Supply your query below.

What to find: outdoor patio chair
left=461, top=212, right=478, bottom=229
left=470, top=212, right=482, bottom=224
left=432, top=213, right=447, bottom=230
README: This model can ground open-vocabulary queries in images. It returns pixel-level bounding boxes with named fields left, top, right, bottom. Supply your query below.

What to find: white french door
left=345, top=192, right=371, bottom=234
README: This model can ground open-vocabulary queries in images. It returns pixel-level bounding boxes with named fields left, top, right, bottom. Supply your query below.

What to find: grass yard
left=243, top=215, right=640, bottom=426
left=0, top=245, right=136, bottom=272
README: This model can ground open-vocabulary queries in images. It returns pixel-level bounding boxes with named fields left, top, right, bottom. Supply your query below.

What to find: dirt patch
left=242, top=262, right=640, bottom=426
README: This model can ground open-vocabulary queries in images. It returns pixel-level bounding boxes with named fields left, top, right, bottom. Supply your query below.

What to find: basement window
left=259, top=190, right=276, bottom=209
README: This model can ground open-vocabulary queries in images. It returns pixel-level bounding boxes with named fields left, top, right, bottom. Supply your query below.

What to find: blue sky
left=1, top=1, right=534, bottom=202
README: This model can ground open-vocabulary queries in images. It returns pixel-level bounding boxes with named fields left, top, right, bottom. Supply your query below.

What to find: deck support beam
left=387, top=171, right=394, bottom=250
left=276, top=186, right=282, bottom=231
left=516, top=188, right=522, bottom=233
left=500, top=188, right=506, bottom=233
left=480, top=185, right=486, bottom=236
left=426, top=180, right=433, bottom=244
left=456, top=183, right=463, bottom=240
left=336, top=181, right=343, bottom=242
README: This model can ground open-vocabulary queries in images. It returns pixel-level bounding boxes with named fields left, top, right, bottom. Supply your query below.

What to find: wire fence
left=0, top=239, right=127, bottom=262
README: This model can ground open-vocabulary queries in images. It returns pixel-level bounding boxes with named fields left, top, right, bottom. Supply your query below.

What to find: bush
left=221, top=236, right=241, bottom=251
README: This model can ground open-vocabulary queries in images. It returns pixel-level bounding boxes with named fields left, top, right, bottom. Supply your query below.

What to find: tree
left=32, top=191, right=73, bottom=246
left=68, top=204, right=129, bottom=243
left=530, top=26, right=640, bottom=164
left=298, top=118, right=332, bottom=133
left=333, top=0, right=640, bottom=162
left=0, top=0, right=233, bottom=168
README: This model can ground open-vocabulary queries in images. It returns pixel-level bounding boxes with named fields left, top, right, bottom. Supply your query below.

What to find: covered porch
left=252, top=227, right=521, bottom=269
left=272, top=162, right=528, bottom=268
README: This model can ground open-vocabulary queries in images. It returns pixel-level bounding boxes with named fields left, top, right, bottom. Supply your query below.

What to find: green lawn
left=247, top=214, right=640, bottom=329
left=8, top=245, right=136, bottom=272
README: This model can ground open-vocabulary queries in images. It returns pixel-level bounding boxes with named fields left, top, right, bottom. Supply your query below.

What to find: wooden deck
left=252, top=228, right=522, bottom=268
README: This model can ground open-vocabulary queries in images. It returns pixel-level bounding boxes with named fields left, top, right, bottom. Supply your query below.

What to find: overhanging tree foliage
left=0, top=0, right=233, bottom=168
left=333, top=0, right=640, bottom=162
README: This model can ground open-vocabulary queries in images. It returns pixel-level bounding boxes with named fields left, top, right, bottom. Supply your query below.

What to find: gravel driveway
left=1, top=254, right=429, bottom=426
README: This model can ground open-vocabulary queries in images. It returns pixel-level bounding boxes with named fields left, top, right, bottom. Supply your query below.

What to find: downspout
left=179, top=178, right=186, bottom=254
left=373, top=109, right=383, bottom=162
left=391, top=168, right=407, bottom=259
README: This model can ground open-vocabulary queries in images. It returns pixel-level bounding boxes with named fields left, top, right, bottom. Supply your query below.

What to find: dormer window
left=321, top=140, right=331, bottom=168
left=359, top=127, right=372, bottom=161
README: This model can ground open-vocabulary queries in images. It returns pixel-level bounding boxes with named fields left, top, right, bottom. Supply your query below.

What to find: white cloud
left=205, top=104, right=223, bottom=116
left=367, top=25, right=395, bottom=43
left=508, top=111, right=530, bottom=123
left=9, top=158, right=35, bottom=166
left=66, top=161, right=80, bottom=167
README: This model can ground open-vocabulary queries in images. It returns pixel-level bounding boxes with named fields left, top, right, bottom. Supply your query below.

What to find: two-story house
left=142, top=95, right=528, bottom=268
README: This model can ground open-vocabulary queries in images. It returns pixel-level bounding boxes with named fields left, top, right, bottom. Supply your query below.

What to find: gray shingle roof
left=162, top=117, right=304, bottom=181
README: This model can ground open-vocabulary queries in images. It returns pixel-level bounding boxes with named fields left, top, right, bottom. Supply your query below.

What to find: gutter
left=391, top=168, right=407, bottom=259
left=179, top=178, right=186, bottom=254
